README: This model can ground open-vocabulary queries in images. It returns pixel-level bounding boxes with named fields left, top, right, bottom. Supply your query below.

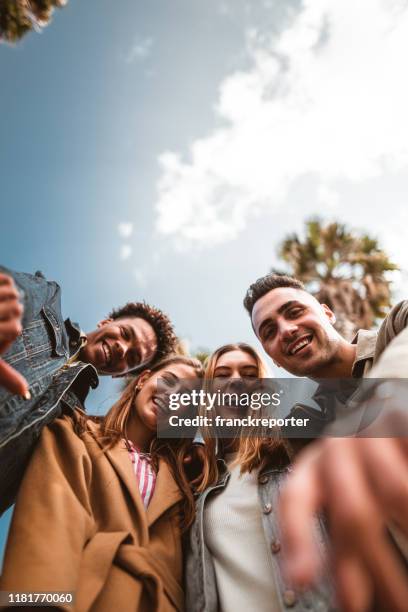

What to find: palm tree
left=275, top=218, right=398, bottom=339
left=0, top=0, right=67, bottom=43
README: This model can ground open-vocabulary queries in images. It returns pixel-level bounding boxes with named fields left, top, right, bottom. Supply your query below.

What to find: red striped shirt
left=125, top=440, right=157, bottom=508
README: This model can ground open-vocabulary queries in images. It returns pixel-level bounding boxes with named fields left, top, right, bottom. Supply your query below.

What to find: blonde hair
left=198, top=343, right=291, bottom=491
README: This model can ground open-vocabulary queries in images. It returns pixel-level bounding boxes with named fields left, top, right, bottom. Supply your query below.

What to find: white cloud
left=126, top=37, right=153, bottom=63
left=133, top=269, right=147, bottom=287
left=120, top=245, right=132, bottom=261
left=118, top=222, right=133, bottom=238
left=155, top=0, right=408, bottom=249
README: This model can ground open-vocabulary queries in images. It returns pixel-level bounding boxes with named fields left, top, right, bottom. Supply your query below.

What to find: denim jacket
left=0, top=266, right=98, bottom=513
left=185, top=457, right=336, bottom=612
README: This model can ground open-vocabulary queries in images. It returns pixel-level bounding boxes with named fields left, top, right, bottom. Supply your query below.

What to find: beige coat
left=0, top=415, right=185, bottom=612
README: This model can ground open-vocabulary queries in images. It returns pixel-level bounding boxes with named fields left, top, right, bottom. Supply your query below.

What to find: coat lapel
left=86, top=422, right=147, bottom=524
left=86, top=422, right=182, bottom=529
left=104, top=442, right=147, bottom=520
left=146, top=458, right=183, bottom=527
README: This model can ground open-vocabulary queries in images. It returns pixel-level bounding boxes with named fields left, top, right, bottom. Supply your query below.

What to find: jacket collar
left=146, top=458, right=183, bottom=527
left=65, top=318, right=86, bottom=357
left=86, top=421, right=182, bottom=528
left=351, top=329, right=378, bottom=377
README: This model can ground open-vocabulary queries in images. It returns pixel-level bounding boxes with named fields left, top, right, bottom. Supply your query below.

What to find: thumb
left=0, top=359, right=30, bottom=398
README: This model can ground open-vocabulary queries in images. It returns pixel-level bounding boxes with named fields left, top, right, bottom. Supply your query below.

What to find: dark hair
left=243, top=273, right=305, bottom=315
left=108, top=302, right=177, bottom=367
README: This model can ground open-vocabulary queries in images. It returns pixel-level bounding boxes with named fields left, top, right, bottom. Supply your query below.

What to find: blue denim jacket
left=0, top=266, right=98, bottom=513
left=185, top=458, right=336, bottom=612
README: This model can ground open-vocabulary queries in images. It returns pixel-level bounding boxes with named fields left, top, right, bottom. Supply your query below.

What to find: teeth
left=290, top=337, right=311, bottom=355
left=104, top=343, right=111, bottom=365
left=154, top=396, right=167, bottom=411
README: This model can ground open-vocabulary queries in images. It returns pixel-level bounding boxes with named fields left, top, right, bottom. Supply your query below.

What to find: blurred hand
left=279, top=408, right=408, bottom=611
left=0, top=273, right=30, bottom=398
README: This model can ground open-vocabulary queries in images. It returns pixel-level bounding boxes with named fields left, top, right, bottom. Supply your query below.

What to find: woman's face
left=134, top=363, right=199, bottom=431
left=213, top=349, right=260, bottom=417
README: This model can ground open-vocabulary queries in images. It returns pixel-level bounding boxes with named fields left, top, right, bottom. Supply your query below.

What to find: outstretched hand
left=279, top=408, right=408, bottom=612
left=0, top=273, right=30, bottom=398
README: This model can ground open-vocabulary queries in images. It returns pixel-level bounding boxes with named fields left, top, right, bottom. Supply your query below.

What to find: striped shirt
left=126, top=440, right=157, bottom=508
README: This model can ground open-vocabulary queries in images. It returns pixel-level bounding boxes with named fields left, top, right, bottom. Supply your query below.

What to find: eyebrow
left=163, top=371, right=178, bottom=381
left=257, top=300, right=300, bottom=337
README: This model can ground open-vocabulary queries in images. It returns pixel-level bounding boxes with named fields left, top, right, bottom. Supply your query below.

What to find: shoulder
left=375, top=300, right=408, bottom=360
left=378, top=300, right=408, bottom=338
left=41, top=413, right=97, bottom=455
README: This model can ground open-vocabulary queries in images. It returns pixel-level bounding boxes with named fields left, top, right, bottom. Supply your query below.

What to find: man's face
left=81, top=316, right=157, bottom=376
left=251, top=287, right=341, bottom=377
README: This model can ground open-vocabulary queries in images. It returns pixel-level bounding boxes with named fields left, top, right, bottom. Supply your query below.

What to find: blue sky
left=2, top=0, right=408, bottom=563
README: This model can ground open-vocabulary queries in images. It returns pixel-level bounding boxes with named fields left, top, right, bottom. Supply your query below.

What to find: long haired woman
left=1, top=354, right=204, bottom=612
left=186, top=343, right=334, bottom=612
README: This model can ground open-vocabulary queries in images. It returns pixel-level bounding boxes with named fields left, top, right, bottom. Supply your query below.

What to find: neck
left=313, top=340, right=357, bottom=379
left=126, top=414, right=155, bottom=453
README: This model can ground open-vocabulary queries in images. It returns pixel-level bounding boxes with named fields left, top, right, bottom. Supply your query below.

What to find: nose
left=278, top=319, right=299, bottom=342
left=115, top=340, right=126, bottom=360
left=228, top=378, right=245, bottom=392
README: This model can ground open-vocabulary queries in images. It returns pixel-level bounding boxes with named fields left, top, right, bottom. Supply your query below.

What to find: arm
left=0, top=272, right=28, bottom=397
left=0, top=416, right=94, bottom=605
left=279, top=302, right=408, bottom=611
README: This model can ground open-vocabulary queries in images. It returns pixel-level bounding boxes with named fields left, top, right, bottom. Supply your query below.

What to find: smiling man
left=0, top=266, right=177, bottom=513
left=247, top=275, right=356, bottom=379
left=244, top=273, right=408, bottom=610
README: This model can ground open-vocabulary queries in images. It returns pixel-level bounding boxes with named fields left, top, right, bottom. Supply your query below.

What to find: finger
left=0, top=318, right=22, bottom=344
left=335, top=555, right=372, bottom=612
left=323, top=439, right=408, bottom=611
left=279, top=444, right=325, bottom=587
left=0, top=359, right=30, bottom=398
left=0, top=285, right=20, bottom=303
left=0, top=273, right=15, bottom=287
left=365, top=530, right=408, bottom=611
left=356, top=437, right=408, bottom=533
left=0, top=300, right=23, bottom=322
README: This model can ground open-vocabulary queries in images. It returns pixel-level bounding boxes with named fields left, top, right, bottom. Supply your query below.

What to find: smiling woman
left=0, top=355, right=206, bottom=612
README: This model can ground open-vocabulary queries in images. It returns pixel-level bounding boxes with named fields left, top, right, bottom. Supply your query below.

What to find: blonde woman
left=0, top=355, right=204, bottom=612
left=185, top=343, right=334, bottom=612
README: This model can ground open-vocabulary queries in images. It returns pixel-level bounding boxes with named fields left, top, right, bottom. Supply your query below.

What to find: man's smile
left=102, top=341, right=113, bottom=367
left=286, top=334, right=313, bottom=356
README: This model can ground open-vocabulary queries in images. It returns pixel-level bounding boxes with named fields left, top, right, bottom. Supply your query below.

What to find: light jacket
left=0, top=415, right=185, bottom=612
left=0, top=265, right=98, bottom=513
left=185, top=454, right=335, bottom=612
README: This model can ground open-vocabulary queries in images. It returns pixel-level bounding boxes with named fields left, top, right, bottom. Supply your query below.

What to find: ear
left=321, top=304, right=336, bottom=325
left=97, top=318, right=113, bottom=328
left=135, top=370, right=152, bottom=390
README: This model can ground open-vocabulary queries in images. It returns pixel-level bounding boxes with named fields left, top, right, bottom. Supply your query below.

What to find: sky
left=2, top=0, right=408, bottom=560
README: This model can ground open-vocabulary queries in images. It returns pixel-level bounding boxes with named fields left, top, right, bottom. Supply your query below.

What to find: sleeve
left=0, top=416, right=94, bottom=606
left=369, top=300, right=408, bottom=378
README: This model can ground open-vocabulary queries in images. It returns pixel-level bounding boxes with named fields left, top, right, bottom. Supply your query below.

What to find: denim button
left=283, top=590, right=297, bottom=607
left=271, top=539, right=281, bottom=553
left=263, top=502, right=272, bottom=514
left=258, top=474, right=269, bottom=484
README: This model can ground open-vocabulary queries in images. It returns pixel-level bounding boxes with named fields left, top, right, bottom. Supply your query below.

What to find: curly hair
left=108, top=302, right=177, bottom=368
left=243, top=273, right=305, bottom=315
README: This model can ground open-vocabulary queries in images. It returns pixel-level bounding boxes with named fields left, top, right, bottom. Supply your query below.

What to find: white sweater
left=203, top=455, right=281, bottom=612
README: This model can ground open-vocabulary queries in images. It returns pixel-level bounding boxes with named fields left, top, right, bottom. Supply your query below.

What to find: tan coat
left=0, top=415, right=185, bottom=612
